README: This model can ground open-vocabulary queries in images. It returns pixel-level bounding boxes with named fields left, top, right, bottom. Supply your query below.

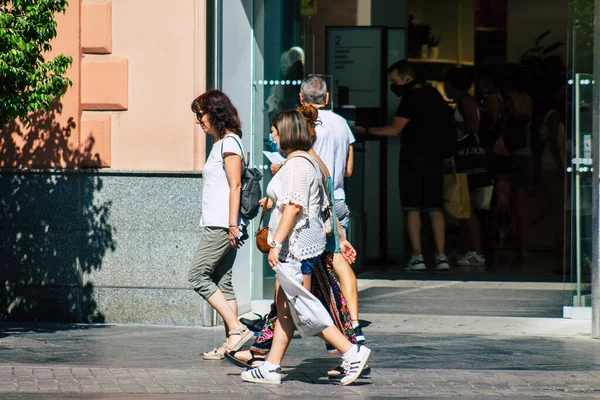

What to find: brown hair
left=272, top=110, right=312, bottom=152
left=296, top=104, right=320, bottom=144
left=191, top=89, right=242, bottom=139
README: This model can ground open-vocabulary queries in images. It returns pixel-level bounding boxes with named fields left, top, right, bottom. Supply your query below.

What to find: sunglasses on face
left=196, top=111, right=207, bottom=123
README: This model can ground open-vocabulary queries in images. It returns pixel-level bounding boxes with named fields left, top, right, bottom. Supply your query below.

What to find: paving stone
left=145, top=386, right=169, bottom=394
left=0, top=309, right=598, bottom=399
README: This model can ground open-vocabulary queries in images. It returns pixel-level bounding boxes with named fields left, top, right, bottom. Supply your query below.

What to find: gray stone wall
left=0, top=170, right=206, bottom=325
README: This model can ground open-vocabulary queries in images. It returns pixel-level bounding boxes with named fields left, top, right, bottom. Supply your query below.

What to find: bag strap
left=255, top=199, right=269, bottom=234
left=289, top=153, right=333, bottom=206
left=221, top=135, right=246, bottom=166
left=255, top=153, right=320, bottom=235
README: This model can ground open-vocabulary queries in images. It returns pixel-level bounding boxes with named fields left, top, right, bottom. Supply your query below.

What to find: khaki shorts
left=188, top=227, right=237, bottom=301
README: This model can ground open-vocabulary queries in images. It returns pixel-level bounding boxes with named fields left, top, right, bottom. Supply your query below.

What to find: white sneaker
left=435, top=254, right=450, bottom=271
left=405, top=255, right=426, bottom=271
left=340, top=345, right=371, bottom=386
left=241, top=362, right=283, bottom=384
left=457, top=251, right=486, bottom=266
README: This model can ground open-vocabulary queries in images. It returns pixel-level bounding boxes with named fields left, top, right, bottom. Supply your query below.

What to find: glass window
left=566, top=0, right=596, bottom=310
left=252, top=0, right=311, bottom=299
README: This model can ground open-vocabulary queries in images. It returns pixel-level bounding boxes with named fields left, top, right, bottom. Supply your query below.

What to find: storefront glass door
left=568, top=73, right=594, bottom=308
left=565, top=0, right=596, bottom=312
left=251, top=0, right=312, bottom=300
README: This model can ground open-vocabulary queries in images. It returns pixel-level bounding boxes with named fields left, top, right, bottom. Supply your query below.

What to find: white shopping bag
left=473, top=185, right=494, bottom=210
left=273, top=263, right=334, bottom=338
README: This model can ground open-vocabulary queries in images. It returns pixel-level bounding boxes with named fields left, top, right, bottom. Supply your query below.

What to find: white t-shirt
left=312, top=109, right=355, bottom=200
left=200, top=134, right=243, bottom=228
left=266, top=154, right=327, bottom=261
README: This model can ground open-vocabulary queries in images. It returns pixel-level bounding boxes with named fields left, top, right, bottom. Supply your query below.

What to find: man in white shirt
left=300, top=75, right=355, bottom=235
left=299, top=75, right=364, bottom=344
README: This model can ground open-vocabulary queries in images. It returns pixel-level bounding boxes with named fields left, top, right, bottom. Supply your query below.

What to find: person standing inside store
left=503, top=64, right=535, bottom=263
left=354, top=60, right=456, bottom=271
left=298, top=75, right=365, bottom=343
left=444, top=67, right=486, bottom=267
left=189, top=90, right=254, bottom=360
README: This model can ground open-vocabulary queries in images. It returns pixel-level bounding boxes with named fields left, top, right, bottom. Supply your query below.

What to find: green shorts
left=188, top=226, right=237, bottom=301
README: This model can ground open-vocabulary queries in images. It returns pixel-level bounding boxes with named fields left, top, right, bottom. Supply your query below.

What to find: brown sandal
left=224, top=350, right=265, bottom=368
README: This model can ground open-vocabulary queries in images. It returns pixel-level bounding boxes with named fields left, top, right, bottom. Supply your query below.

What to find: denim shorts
left=300, top=255, right=320, bottom=275
left=334, top=199, right=350, bottom=238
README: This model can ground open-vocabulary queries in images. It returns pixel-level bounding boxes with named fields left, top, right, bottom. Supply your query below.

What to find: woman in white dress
left=240, top=110, right=370, bottom=386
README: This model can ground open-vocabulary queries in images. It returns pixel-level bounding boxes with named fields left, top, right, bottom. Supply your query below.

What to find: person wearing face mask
left=267, top=127, right=285, bottom=174
left=268, top=130, right=284, bottom=155
left=354, top=60, right=456, bottom=272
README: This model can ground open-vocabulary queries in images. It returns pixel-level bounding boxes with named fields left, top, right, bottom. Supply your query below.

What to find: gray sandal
left=202, top=348, right=224, bottom=360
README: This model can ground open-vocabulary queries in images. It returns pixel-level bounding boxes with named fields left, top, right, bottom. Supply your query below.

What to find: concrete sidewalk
left=0, top=279, right=599, bottom=399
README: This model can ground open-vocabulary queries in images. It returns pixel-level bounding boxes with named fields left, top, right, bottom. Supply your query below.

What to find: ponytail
left=296, top=104, right=320, bottom=144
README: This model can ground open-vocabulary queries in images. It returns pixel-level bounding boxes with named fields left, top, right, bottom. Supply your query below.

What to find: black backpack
left=221, top=136, right=263, bottom=220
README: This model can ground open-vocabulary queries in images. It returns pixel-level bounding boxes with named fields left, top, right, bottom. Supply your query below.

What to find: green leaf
left=542, top=42, right=564, bottom=55
left=0, top=0, right=72, bottom=127
left=535, top=30, right=552, bottom=46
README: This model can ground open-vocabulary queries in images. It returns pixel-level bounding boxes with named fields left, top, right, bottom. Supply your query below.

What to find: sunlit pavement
left=0, top=278, right=599, bottom=399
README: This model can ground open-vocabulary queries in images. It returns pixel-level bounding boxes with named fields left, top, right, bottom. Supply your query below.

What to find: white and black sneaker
left=435, top=254, right=450, bottom=271
left=457, top=251, right=486, bottom=266
left=241, top=362, right=283, bottom=385
left=405, top=255, right=426, bottom=271
left=340, top=345, right=371, bottom=386
left=328, top=364, right=371, bottom=380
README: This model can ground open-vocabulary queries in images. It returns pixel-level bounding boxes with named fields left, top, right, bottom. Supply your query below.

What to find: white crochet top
left=266, top=153, right=327, bottom=261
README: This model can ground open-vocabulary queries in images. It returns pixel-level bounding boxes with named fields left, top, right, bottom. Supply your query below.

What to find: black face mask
left=390, top=80, right=418, bottom=97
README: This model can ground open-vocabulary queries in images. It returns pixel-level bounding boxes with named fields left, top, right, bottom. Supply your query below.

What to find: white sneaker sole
left=340, top=347, right=371, bottom=386
left=240, top=374, right=281, bottom=385
left=436, top=265, right=450, bottom=271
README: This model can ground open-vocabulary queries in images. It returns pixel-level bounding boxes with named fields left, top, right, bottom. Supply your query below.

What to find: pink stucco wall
left=1, top=0, right=207, bottom=171
left=106, top=0, right=207, bottom=171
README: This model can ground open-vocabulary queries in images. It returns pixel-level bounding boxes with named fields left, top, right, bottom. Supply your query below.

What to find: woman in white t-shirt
left=189, top=90, right=253, bottom=360
left=240, top=110, right=370, bottom=386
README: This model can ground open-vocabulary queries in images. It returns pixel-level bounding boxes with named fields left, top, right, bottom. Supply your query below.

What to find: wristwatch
left=269, top=240, right=282, bottom=249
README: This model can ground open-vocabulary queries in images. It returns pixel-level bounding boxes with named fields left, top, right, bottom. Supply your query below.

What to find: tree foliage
left=570, top=0, right=595, bottom=73
left=0, top=0, right=73, bottom=128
